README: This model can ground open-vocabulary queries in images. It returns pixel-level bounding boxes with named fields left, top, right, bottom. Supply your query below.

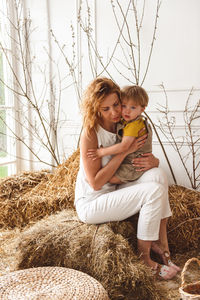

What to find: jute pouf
left=0, top=266, right=110, bottom=300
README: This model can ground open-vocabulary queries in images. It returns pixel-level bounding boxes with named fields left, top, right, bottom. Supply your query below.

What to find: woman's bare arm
left=81, top=129, right=128, bottom=190
left=81, top=128, right=146, bottom=190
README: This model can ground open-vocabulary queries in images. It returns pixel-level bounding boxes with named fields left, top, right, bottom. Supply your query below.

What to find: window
left=0, top=51, right=7, bottom=177
left=0, top=2, right=16, bottom=178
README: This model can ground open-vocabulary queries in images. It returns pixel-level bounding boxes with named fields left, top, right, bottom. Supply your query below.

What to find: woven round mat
left=0, top=266, right=110, bottom=299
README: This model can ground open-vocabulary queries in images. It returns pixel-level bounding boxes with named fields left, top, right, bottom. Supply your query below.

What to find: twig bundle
left=168, top=185, right=200, bottom=253
left=16, top=209, right=160, bottom=300
left=0, top=149, right=80, bottom=229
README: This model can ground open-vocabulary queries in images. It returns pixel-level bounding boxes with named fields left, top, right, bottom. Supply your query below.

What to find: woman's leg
left=137, top=240, right=154, bottom=267
left=138, top=168, right=180, bottom=271
left=137, top=218, right=178, bottom=278
left=137, top=238, right=177, bottom=279
left=137, top=168, right=171, bottom=248
left=76, top=180, right=177, bottom=277
left=137, top=167, right=172, bottom=218
left=153, top=218, right=169, bottom=251
left=78, top=182, right=164, bottom=240
left=151, top=218, right=181, bottom=272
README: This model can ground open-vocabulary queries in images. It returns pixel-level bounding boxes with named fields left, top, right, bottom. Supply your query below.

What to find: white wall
left=18, top=0, right=199, bottom=189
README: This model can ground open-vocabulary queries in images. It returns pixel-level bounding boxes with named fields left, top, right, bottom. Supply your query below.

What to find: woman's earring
left=98, top=111, right=102, bottom=118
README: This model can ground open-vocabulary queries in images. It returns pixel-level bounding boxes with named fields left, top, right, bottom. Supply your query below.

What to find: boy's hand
left=87, top=148, right=102, bottom=160
left=125, top=134, right=147, bottom=155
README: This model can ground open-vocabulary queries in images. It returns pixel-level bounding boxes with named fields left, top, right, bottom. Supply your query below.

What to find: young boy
left=88, top=85, right=152, bottom=184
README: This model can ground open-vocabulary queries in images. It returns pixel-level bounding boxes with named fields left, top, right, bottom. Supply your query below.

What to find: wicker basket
left=179, top=257, right=200, bottom=300
left=0, top=266, right=110, bottom=300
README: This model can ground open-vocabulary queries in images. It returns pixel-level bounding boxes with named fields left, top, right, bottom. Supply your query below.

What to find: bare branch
left=141, top=0, right=161, bottom=85
left=157, top=84, right=200, bottom=189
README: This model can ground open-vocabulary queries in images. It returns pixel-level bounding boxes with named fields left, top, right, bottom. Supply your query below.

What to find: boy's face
left=122, top=97, right=145, bottom=122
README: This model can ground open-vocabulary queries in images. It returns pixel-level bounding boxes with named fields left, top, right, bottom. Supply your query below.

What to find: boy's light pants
left=75, top=168, right=171, bottom=241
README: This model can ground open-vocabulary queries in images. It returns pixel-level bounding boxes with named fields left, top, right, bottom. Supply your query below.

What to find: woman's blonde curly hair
left=81, top=77, right=121, bottom=135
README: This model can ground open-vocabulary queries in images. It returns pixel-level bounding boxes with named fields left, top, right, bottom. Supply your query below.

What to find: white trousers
left=75, top=168, right=172, bottom=241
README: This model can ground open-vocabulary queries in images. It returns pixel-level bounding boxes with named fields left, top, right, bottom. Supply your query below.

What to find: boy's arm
left=87, top=135, right=136, bottom=160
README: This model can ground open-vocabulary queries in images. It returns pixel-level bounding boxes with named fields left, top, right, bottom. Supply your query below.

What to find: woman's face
left=99, top=93, right=121, bottom=124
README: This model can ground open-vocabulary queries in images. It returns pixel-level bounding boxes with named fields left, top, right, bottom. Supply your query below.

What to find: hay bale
left=0, top=228, right=21, bottom=275
left=109, top=184, right=200, bottom=255
left=0, top=149, right=80, bottom=229
left=168, top=185, right=200, bottom=253
left=0, top=170, right=50, bottom=228
left=0, top=147, right=199, bottom=256
left=16, top=209, right=160, bottom=300
left=0, top=170, right=49, bottom=201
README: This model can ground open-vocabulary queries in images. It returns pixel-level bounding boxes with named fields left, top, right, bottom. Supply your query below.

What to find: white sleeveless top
left=74, top=125, right=117, bottom=205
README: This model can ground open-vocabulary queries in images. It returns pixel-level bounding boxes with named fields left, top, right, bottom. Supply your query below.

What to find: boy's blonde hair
left=121, top=85, right=149, bottom=108
left=81, top=77, right=121, bottom=135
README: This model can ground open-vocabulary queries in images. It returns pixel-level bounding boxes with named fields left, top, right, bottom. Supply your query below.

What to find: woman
left=75, top=77, right=180, bottom=280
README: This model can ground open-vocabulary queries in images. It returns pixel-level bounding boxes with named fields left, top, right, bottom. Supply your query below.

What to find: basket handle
left=181, top=257, right=200, bottom=288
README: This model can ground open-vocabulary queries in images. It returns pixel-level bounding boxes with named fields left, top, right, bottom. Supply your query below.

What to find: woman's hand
left=132, top=153, right=159, bottom=172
